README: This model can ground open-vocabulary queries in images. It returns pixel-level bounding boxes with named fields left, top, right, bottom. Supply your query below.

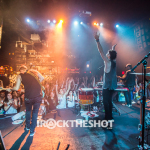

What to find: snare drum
left=78, top=88, right=94, bottom=105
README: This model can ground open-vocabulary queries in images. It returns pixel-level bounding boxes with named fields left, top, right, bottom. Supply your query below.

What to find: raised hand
left=112, top=44, right=117, bottom=50
left=56, top=80, right=58, bottom=85
left=94, top=32, right=100, bottom=40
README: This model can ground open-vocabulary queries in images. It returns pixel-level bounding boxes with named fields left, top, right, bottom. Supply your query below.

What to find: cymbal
left=130, top=73, right=150, bottom=76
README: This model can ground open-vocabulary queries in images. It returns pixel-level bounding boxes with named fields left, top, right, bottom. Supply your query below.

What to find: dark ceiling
left=2, top=0, right=150, bottom=24
left=0, top=0, right=150, bottom=67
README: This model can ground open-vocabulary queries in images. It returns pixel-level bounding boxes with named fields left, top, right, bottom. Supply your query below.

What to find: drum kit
left=78, top=88, right=94, bottom=105
left=77, top=71, right=150, bottom=116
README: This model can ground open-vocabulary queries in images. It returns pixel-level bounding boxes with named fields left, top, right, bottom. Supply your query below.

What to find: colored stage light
left=94, top=23, right=97, bottom=25
left=80, top=22, right=83, bottom=24
left=27, top=19, right=30, bottom=22
left=47, top=20, right=50, bottom=23
left=116, top=24, right=119, bottom=28
left=97, top=23, right=99, bottom=26
left=60, top=20, right=63, bottom=23
left=53, top=20, right=56, bottom=23
left=122, top=71, right=125, bottom=75
left=74, top=21, right=78, bottom=25
left=86, top=64, right=89, bottom=68
left=100, top=23, right=103, bottom=26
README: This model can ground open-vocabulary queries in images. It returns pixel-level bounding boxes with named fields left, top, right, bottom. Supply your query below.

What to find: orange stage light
left=60, top=20, right=63, bottom=23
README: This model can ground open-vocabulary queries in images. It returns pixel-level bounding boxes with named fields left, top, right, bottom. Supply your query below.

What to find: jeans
left=25, top=96, right=42, bottom=133
left=103, top=89, right=114, bottom=120
left=124, top=86, right=134, bottom=105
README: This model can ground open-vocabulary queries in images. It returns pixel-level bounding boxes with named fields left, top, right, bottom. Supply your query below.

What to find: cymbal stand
left=131, top=52, right=150, bottom=149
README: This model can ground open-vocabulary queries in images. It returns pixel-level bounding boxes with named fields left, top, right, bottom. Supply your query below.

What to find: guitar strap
left=27, top=71, right=45, bottom=91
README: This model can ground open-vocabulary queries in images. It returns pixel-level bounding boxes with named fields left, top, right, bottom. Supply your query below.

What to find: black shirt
left=20, top=73, right=41, bottom=99
left=123, top=70, right=136, bottom=87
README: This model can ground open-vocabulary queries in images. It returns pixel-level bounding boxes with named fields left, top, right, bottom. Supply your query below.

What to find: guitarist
left=117, top=64, right=137, bottom=107
left=8, top=65, right=44, bottom=136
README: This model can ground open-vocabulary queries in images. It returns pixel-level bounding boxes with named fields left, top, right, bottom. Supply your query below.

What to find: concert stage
left=1, top=102, right=150, bottom=150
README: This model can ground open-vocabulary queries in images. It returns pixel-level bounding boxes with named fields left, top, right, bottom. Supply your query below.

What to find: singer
left=94, top=32, right=117, bottom=121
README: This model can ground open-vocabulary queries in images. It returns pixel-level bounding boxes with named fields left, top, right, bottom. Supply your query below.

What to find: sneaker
left=30, top=131, right=35, bottom=136
left=25, top=127, right=30, bottom=131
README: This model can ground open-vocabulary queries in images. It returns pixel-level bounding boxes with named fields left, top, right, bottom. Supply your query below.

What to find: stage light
left=47, top=20, right=50, bottom=23
left=97, top=23, right=99, bottom=26
left=100, top=23, right=103, bottom=26
left=94, top=22, right=97, bottom=25
left=116, top=24, right=119, bottom=28
left=60, top=20, right=63, bottom=23
left=53, top=20, right=56, bottom=23
left=27, top=19, right=30, bottom=23
left=74, top=21, right=78, bottom=25
left=86, top=64, right=89, bottom=68
left=122, top=71, right=125, bottom=75
left=80, top=22, right=83, bottom=24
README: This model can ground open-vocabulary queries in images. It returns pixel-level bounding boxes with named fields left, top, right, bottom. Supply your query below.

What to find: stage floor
left=0, top=102, right=150, bottom=150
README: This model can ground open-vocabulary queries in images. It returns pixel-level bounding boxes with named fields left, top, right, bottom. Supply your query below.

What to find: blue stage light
left=74, top=21, right=78, bottom=25
left=116, top=24, right=119, bottom=28
left=100, top=23, right=103, bottom=26
left=27, top=19, right=30, bottom=23
left=80, top=22, right=83, bottom=25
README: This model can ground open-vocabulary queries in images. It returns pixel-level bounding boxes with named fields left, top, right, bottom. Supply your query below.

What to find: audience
left=0, top=73, right=150, bottom=115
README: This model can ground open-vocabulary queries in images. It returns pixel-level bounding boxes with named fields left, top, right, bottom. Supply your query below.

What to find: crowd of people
left=0, top=74, right=101, bottom=115
left=0, top=90, right=23, bottom=114
left=0, top=73, right=150, bottom=115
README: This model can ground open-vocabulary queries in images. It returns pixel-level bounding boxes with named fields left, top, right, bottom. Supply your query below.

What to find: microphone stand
left=131, top=52, right=150, bottom=149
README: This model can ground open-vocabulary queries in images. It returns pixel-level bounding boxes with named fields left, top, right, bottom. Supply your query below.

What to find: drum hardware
left=131, top=51, right=150, bottom=149
left=130, top=72, right=150, bottom=76
left=78, top=88, right=94, bottom=105
left=78, top=88, right=121, bottom=116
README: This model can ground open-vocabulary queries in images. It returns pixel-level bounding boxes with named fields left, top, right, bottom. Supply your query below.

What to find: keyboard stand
left=112, top=101, right=121, bottom=115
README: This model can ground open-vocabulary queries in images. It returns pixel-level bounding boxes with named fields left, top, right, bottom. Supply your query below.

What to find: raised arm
left=72, top=78, right=76, bottom=91
left=65, top=77, right=69, bottom=89
left=65, top=79, right=73, bottom=96
left=92, top=76, right=95, bottom=87
left=12, top=75, right=22, bottom=91
left=55, top=80, right=59, bottom=98
left=94, top=32, right=109, bottom=62
left=112, top=44, right=117, bottom=51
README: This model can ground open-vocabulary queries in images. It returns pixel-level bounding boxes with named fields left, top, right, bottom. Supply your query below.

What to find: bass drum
left=78, top=88, right=94, bottom=105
